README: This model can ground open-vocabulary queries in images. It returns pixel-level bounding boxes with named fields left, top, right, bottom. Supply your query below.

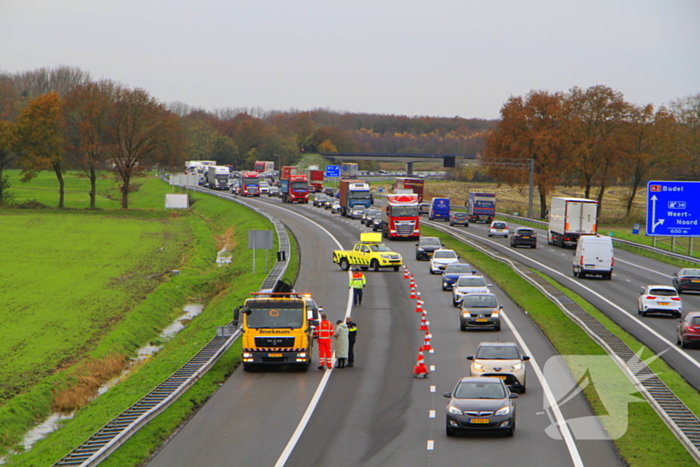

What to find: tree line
left=484, top=85, right=700, bottom=217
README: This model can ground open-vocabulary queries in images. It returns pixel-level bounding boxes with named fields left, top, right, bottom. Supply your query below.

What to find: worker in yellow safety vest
left=349, top=267, right=367, bottom=306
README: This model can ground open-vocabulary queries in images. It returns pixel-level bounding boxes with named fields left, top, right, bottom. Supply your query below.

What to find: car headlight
left=495, top=406, right=510, bottom=416
left=418, top=247, right=425, bottom=252
left=472, top=362, right=485, bottom=371
left=448, top=406, right=463, bottom=415
left=511, top=362, right=522, bottom=371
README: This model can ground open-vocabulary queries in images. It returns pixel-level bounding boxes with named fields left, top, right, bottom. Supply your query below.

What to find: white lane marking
left=430, top=365, right=436, bottom=372
left=446, top=226, right=700, bottom=372
left=429, top=410, right=436, bottom=419
left=427, top=440, right=434, bottom=450
left=615, top=257, right=673, bottom=278
left=263, top=206, right=355, bottom=467
left=430, top=386, right=436, bottom=393
left=500, top=310, right=584, bottom=467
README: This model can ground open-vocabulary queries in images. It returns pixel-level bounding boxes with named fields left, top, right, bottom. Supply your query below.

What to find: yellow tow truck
left=332, top=232, right=403, bottom=272
left=233, top=292, right=319, bottom=371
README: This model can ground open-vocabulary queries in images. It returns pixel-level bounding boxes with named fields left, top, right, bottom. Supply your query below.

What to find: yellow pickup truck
left=332, top=232, right=403, bottom=272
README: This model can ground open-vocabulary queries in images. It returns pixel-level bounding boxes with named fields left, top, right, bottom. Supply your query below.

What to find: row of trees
left=484, top=85, right=700, bottom=216
left=0, top=68, right=183, bottom=208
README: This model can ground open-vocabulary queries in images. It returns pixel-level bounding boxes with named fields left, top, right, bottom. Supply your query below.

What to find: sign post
left=248, top=230, right=274, bottom=274
left=325, top=165, right=340, bottom=178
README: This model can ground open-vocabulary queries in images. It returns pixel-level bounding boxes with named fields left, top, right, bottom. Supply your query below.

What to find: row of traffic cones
left=404, top=265, right=432, bottom=378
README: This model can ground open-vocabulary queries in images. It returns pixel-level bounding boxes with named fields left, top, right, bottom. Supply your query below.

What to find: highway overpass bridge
left=319, top=152, right=477, bottom=175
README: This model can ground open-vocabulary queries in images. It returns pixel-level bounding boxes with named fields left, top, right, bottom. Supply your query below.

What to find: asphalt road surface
left=147, top=196, right=624, bottom=467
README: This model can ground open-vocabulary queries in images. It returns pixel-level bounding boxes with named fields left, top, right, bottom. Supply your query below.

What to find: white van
left=573, top=235, right=614, bottom=280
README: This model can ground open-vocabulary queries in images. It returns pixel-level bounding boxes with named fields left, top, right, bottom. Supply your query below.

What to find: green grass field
left=0, top=170, right=281, bottom=465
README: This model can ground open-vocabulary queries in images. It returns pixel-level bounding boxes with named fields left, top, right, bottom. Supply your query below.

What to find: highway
left=147, top=196, right=624, bottom=467
left=427, top=217, right=700, bottom=393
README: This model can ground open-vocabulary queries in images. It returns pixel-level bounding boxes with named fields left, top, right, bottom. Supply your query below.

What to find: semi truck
left=547, top=197, right=598, bottom=248
left=254, top=161, right=275, bottom=173
left=338, top=179, right=372, bottom=216
left=233, top=292, right=315, bottom=371
left=394, top=178, right=425, bottom=202
left=240, top=171, right=261, bottom=197
left=281, top=174, right=309, bottom=204
left=376, top=193, right=420, bottom=240
left=205, top=165, right=231, bottom=190
left=185, top=160, right=216, bottom=185
left=465, top=192, right=496, bottom=223
left=300, top=168, right=325, bottom=192
left=341, top=163, right=359, bottom=179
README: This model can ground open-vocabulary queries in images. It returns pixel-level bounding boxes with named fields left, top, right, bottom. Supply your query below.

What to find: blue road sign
left=325, top=165, right=340, bottom=177
left=646, top=181, right=700, bottom=237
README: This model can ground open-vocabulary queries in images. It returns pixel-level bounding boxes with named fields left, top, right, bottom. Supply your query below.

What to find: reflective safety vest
left=346, top=321, right=358, bottom=334
left=349, top=272, right=366, bottom=289
left=318, top=320, right=334, bottom=340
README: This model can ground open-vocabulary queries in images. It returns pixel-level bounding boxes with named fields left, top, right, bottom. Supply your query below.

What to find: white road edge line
left=269, top=204, right=355, bottom=467
left=500, top=310, right=584, bottom=467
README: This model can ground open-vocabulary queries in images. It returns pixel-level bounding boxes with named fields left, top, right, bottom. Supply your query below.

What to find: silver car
left=452, top=275, right=491, bottom=307
left=429, top=249, right=459, bottom=274
left=467, top=342, right=529, bottom=393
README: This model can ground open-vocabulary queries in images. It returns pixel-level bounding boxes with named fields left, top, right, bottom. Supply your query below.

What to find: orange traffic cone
left=414, top=300, right=423, bottom=313
left=419, top=314, right=429, bottom=331
left=422, top=332, right=433, bottom=353
left=409, top=287, right=417, bottom=300
left=403, top=268, right=410, bottom=279
left=413, top=350, right=429, bottom=378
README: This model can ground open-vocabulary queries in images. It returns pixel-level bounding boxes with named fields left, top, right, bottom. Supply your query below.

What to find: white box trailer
left=206, top=165, right=231, bottom=190
left=547, top=197, right=598, bottom=248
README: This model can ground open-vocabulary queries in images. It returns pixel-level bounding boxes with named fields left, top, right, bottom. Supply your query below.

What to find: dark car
left=510, top=228, right=537, bottom=249
left=324, top=198, right=334, bottom=210
left=442, top=263, right=477, bottom=291
left=450, top=211, right=470, bottom=227
left=362, top=208, right=381, bottom=226
left=444, top=376, right=517, bottom=437
left=460, top=293, right=502, bottom=331
left=673, top=268, right=700, bottom=294
left=677, top=311, right=700, bottom=348
left=415, top=236, right=443, bottom=260
left=323, top=187, right=336, bottom=197
left=313, top=193, right=328, bottom=207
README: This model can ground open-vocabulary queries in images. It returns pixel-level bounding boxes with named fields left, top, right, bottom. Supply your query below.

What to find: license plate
left=268, top=353, right=283, bottom=357
left=496, top=230, right=503, bottom=232
left=488, top=375, right=507, bottom=380
left=693, top=280, right=700, bottom=283
left=476, top=318, right=488, bottom=322
left=522, top=236, right=531, bottom=239
left=469, top=418, right=489, bottom=424
left=658, top=302, right=670, bottom=306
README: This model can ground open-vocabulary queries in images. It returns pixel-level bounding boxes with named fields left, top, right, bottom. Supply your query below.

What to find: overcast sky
left=2, top=0, right=698, bottom=119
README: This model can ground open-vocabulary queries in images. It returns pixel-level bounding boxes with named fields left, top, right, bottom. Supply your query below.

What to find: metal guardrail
left=429, top=220, right=700, bottom=463
left=497, top=213, right=700, bottom=265
left=53, top=188, right=291, bottom=466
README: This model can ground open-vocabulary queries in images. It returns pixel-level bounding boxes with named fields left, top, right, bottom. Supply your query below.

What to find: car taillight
left=686, top=326, right=700, bottom=334
left=646, top=296, right=656, bottom=300
left=579, top=256, right=584, bottom=265
left=611, top=257, right=614, bottom=267
left=671, top=297, right=681, bottom=301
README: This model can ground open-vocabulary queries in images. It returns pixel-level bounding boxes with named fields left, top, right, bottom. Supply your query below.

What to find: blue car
left=441, top=263, right=477, bottom=291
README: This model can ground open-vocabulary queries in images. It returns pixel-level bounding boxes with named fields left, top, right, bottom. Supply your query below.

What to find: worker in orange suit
left=317, top=313, right=335, bottom=370
left=349, top=268, right=367, bottom=306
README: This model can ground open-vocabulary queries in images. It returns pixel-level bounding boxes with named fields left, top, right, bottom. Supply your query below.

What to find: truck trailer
left=338, top=179, right=372, bottom=216
left=254, top=161, right=275, bottom=173
left=281, top=174, right=309, bottom=204
left=341, top=163, right=359, bottom=179
left=300, top=168, right=324, bottom=193
left=466, top=192, right=496, bottom=223
left=547, top=197, right=598, bottom=248
left=206, top=165, right=231, bottom=190
left=394, top=178, right=425, bottom=202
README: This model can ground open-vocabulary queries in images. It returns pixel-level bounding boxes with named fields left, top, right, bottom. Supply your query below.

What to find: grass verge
left=2, top=179, right=290, bottom=465
left=423, top=224, right=698, bottom=467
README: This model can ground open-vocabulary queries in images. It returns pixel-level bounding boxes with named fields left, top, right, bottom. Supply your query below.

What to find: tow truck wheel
left=340, top=258, right=350, bottom=271
left=371, top=259, right=380, bottom=272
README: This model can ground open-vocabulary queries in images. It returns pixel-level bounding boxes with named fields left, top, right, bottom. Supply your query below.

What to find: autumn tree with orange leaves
left=64, top=80, right=117, bottom=209
left=13, top=92, right=68, bottom=207
left=484, top=90, right=573, bottom=217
